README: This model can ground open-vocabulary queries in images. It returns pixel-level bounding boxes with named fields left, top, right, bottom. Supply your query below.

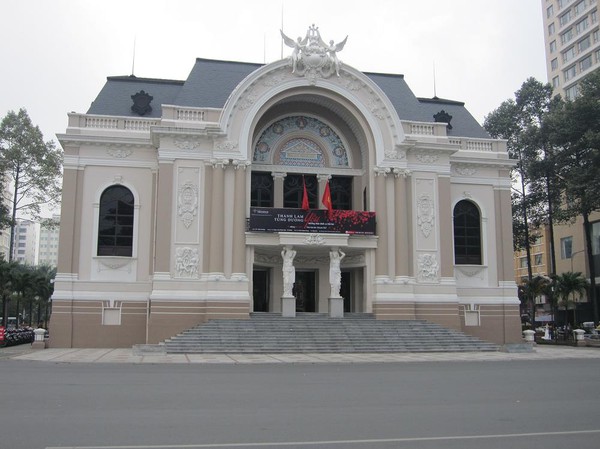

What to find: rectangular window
left=561, top=27, right=574, bottom=44
left=561, top=10, right=573, bottom=26
left=575, top=17, right=589, bottom=33
left=553, top=75, right=560, bottom=87
left=547, top=4, right=554, bottom=18
left=594, top=29, right=600, bottom=42
left=552, top=58, right=559, bottom=70
left=250, top=172, right=274, bottom=208
left=592, top=10, right=597, bottom=23
left=564, top=64, right=577, bottom=80
left=563, top=46, right=576, bottom=62
left=592, top=221, right=600, bottom=255
left=565, top=84, right=579, bottom=99
left=578, top=35, right=591, bottom=51
left=561, top=236, right=573, bottom=259
left=550, top=40, right=557, bottom=53
left=520, top=257, right=528, bottom=268
left=534, top=254, right=543, bottom=266
left=283, top=174, right=317, bottom=209
left=574, top=0, right=586, bottom=16
left=580, top=54, right=593, bottom=71
left=549, top=22, right=556, bottom=36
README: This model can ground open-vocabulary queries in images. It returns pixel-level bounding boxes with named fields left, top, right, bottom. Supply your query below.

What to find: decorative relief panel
left=175, top=247, right=199, bottom=278
left=415, top=153, right=440, bottom=164
left=174, top=137, right=201, bottom=151
left=254, top=253, right=280, bottom=265
left=107, top=148, right=133, bottom=158
left=177, top=182, right=198, bottom=229
left=417, top=193, right=435, bottom=238
left=385, top=145, right=407, bottom=160
left=214, top=140, right=238, bottom=152
left=418, top=253, right=439, bottom=282
left=304, top=234, right=325, bottom=245
left=454, top=165, right=477, bottom=176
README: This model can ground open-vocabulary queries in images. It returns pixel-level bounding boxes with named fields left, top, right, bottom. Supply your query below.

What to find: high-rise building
left=13, top=219, right=39, bottom=265
left=38, top=214, right=60, bottom=267
left=542, top=0, right=600, bottom=99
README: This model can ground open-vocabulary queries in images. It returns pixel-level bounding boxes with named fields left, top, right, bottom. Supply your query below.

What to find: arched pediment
left=219, top=59, right=405, bottom=166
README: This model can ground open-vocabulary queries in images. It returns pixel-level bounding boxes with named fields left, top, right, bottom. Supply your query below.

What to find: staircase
left=162, top=313, right=500, bottom=354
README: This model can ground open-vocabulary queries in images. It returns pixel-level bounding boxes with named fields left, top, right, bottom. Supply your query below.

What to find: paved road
left=1, top=350, right=599, bottom=449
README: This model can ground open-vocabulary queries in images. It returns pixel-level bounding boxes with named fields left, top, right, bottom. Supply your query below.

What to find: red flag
left=301, top=176, right=309, bottom=210
left=322, top=180, right=333, bottom=218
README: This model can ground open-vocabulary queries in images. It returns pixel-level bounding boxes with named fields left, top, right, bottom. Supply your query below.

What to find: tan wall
left=460, top=304, right=522, bottom=345
left=49, top=300, right=147, bottom=348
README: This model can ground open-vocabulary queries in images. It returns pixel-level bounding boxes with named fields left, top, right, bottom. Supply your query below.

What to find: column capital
left=208, top=158, right=229, bottom=169
left=317, top=174, right=332, bottom=182
left=272, top=171, right=287, bottom=180
left=393, top=168, right=411, bottom=178
left=374, top=167, right=391, bottom=177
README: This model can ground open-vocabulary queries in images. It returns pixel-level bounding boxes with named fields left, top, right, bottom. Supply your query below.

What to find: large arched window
left=97, top=185, right=134, bottom=257
left=453, top=200, right=482, bottom=265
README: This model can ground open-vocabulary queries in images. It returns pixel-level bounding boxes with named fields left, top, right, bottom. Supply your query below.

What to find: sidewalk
left=3, top=345, right=600, bottom=364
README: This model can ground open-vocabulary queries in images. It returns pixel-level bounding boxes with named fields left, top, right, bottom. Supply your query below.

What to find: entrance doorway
left=253, top=270, right=270, bottom=312
left=293, top=271, right=316, bottom=312
left=341, top=271, right=352, bottom=312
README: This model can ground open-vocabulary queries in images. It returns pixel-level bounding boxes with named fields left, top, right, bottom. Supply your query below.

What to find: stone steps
left=162, top=313, right=499, bottom=354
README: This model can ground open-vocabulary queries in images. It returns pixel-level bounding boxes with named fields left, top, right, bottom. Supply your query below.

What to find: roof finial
left=131, top=36, right=137, bottom=77
left=433, top=60, right=437, bottom=99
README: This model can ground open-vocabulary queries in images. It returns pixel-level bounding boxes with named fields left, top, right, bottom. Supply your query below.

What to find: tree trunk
left=546, top=174, right=557, bottom=276
left=582, top=213, right=598, bottom=324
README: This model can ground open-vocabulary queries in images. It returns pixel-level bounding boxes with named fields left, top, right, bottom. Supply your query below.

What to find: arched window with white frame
left=97, top=185, right=135, bottom=257
left=453, top=199, right=482, bottom=265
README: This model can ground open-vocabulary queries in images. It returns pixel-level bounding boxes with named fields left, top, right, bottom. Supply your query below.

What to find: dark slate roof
left=87, top=76, right=184, bottom=118
left=173, top=59, right=262, bottom=107
left=417, top=97, right=490, bottom=139
left=86, top=58, right=488, bottom=138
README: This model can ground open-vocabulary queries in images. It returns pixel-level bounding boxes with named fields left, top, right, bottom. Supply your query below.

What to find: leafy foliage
left=0, top=108, right=62, bottom=260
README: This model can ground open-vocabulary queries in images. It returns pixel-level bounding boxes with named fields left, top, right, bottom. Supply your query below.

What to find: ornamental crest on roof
left=280, top=24, right=348, bottom=83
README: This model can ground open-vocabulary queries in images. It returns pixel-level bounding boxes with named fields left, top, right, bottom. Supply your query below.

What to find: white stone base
left=281, top=296, right=296, bottom=317
left=328, top=296, right=344, bottom=318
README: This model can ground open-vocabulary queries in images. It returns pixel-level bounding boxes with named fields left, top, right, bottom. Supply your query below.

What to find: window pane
left=97, top=185, right=134, bottom=257
left=453, top=200, right=482, bottom=265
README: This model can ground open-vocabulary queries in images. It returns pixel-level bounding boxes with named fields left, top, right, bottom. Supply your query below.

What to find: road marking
left=45, top=428, right=600, bottom=449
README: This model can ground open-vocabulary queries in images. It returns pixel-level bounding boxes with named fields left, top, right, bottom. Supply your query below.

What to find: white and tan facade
left=49, top=27, right=521, bottom=348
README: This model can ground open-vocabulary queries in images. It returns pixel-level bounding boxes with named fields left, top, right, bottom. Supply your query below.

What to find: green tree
left=0, top=109, right=62, bottom=261
left=484, top=79, right=559, bottom=325
left=520, top=275, right=553, bottom=326
left=0, top=258, right=19, bottom=326
left=31, top=265, right=55, bottom=328
left=555, top=271, right=589, bottom=327
left=546, top=70, right=600, bottom=324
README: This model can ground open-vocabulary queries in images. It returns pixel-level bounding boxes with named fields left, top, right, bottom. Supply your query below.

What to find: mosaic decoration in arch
left=253, top=116, right=349, bottom=167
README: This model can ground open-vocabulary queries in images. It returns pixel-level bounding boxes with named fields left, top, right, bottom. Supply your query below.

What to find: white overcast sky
left=1, top=0, right=546, bottom=145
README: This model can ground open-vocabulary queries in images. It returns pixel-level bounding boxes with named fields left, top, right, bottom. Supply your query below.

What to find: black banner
left=249, top=207, right=376, bottom=235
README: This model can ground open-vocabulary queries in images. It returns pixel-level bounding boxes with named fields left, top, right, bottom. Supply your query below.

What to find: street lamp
left=570, top=249, right=585, bottom=272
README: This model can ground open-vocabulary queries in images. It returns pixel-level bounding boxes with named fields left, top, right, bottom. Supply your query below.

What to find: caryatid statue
left=329, top=247, right=346, bottom=298
left=281, top=246, right=297, bottom=297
